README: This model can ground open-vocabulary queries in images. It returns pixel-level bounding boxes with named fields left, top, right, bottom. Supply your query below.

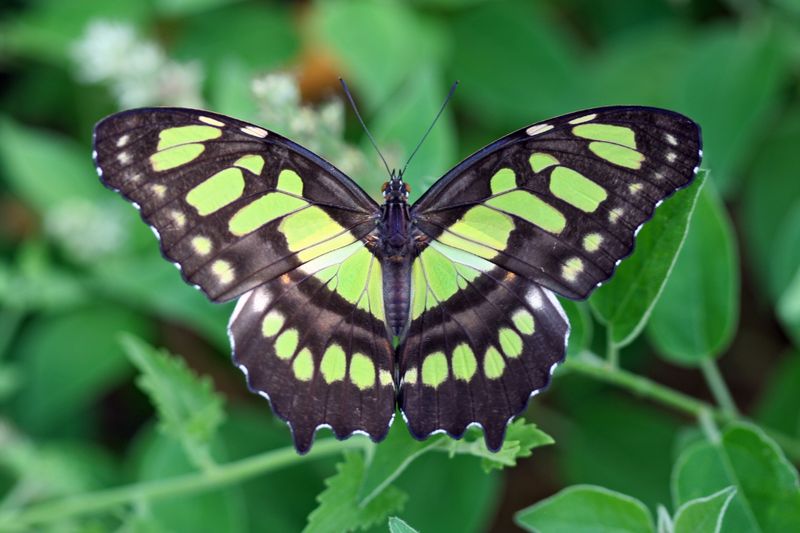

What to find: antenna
left=339, top=78, right=393, bottom=179
left=401, top=80, right=459, bottom=178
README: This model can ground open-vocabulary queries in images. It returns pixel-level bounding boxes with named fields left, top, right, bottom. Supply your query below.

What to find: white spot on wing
left=665, top=133, right=677, bottom=146
left=117, top=135, right=129, bottom=147
left=526, top=288, right=544, bottom=310
left=526, top=123, right=553, bottom=136
left=666, top=151, right=677, bottom=163
left=117, top=152, right=130, bottom=164
left=241, top=125, right=268, bottom=138
left=568, top=113, right=596, bottom=125
left=200, top=116, right=225, bottom=127
left=251, top=289, right=270, bottom=313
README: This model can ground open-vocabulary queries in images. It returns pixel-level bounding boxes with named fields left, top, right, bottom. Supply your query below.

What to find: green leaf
left=121, top=335, right=225, bottom=470
left=741, top=107, right=800, bottom=302
left=457, top=418, right=553, bottom=473
left=11, top=306, right=151, bottom=436
left=778, top=270, right=800, bottom=348
left=305, top=451, right=408, bottom=533
left=561, top=299, right=593, bottom=357
left=388, top=516, right=419, bottom=533
left=673, top=487, right=736, bottom=533
left=0, top=116, right=100, bottom=212
left=672, top=422, right=800, bottom=532
left=678, top=23, right=790, bottom=195
left=449, top=0, right=581, bottom=129
left=591, top=170, right=706, bottom=348
left=647, top=184, right=738, bottom=364
left=754, top=353, right=800, bottom=438
left=514, top=485, right=654, bottom=533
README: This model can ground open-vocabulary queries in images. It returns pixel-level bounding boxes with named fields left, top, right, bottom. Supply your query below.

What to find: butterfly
left=93, top=103, right=701, bottom=453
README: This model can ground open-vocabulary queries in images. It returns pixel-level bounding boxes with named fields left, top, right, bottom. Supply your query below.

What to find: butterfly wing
left=93, top=108, right=394, bottom=452
left=401, top=106, right=701, bottom=448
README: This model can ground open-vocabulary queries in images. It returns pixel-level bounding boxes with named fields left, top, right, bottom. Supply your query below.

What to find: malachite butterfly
left=93, top=104, right=701, bottom=453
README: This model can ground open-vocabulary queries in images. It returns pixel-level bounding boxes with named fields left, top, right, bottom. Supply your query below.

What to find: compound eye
left=381, top=182, right=389, bottom=192
left=404, top=182, right=411, bottom=193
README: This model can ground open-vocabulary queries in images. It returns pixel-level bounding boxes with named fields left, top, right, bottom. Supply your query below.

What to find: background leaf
left=515, top=485, right=654, bottom=533
left=591, top=171, right=706, bottom=348
left=673, top=486, right=736, bottom=533
left=647, top=185, right=739, bottom=364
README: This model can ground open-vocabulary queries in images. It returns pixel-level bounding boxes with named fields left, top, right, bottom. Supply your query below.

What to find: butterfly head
left=381, top=172, right=410, bottom=201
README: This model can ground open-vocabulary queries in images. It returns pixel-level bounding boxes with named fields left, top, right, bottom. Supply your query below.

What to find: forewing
left=398, top=241, right=568, bottom=450
left=93, top=108, right=379, bottom=302
left=411, top=106, right=702, bottom=299
left=229, top=240, right=395, bottom=453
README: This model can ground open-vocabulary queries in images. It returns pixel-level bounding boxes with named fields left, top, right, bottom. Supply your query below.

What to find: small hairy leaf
left=476, top=419, right=554, bottom=473
left=515, top=484, right=654, bottom=533
left=305, top=451, right=407, bottom=533
left=121, top=335, right=225, bottom=469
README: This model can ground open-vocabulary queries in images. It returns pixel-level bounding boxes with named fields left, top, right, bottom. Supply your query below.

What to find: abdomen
left=383, top=256, right=411, bottom=336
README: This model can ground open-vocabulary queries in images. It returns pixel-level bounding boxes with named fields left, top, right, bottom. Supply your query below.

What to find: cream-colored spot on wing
left=568, top=113, right=596, bottom=125
left=562, top=257, right=584, bottom=282
left=150, top=184, right=166, bottom=199
left=200, top=116, right=225, bottom=127
left=665, top=133, right=677, bottom=146
left=117, top=152, right=130, bottom=164
left=403, top=367, right=418, bottom=385
left=116, top=135, right=129, bottom=147
left=211, top=260, right=234, bottom=284
left=629, top=182, right=643, bottom=195
left=241, top=125, right=268, bottom=138
left=191, top=236, right=212, bottom=255
left=667, top=152, right=677, bottom=163
left=526, top=123, right=553, bottom=136
left=609, top=207, right=624, bottom=224
left=168, top=209, right=186, bottom=229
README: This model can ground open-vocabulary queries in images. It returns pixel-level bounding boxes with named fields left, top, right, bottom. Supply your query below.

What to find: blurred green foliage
left=1, top=0, right=799, bottom=531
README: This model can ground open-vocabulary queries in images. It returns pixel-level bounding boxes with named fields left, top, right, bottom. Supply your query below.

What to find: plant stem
left=699, top=358, right=739, bottom=418
left=606, top=332, right=619, bottom=369
left=0, top=437, right=366, bottom=530
left=561, top=354, right=800, bottom=462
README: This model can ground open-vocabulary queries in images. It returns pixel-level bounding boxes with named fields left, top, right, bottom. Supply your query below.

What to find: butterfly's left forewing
left=94, top=108, right=395, bottom=452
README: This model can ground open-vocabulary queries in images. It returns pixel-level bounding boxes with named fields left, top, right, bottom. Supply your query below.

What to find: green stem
left=606, top=333, right=619, bottom=369
left=700, top=358, right=739, bottom=418
left=0, top=437, right=366, bottom=530
left=561, top=354, right=800, bottom=463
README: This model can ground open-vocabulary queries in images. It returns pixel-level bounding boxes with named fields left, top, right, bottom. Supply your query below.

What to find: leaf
left=388, top=516, right=419, bottom=533
left=672, top=422, right=800, bottom=532
left=778, top=270, right=800, bottom=349
left=449, top=0, right=581, bottom=129
left=591, top=170, right=706, bottom=348
left=514, top=485, right=654, bottom=533
left=121, top=335, right=225, bottom=470
left=678, top=23, right=790, bottom=196
left=357, top=420, right=441, bottom=507
left=0, top=116, right=100, bottom=212
left=741, top=107, right=800, bottom=302
left=470, top=419, right=553, bottom=473
left=647, top=184, right=738, bottom=364
left=305, top=451, right=408, bottom=533
left=673, top=487, right=737, bottom=533
left=561, top=299, right=592, bottom=357
left=11, top=305, right=151, bottom=436
left=754, top=353, right=800, bottom=438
